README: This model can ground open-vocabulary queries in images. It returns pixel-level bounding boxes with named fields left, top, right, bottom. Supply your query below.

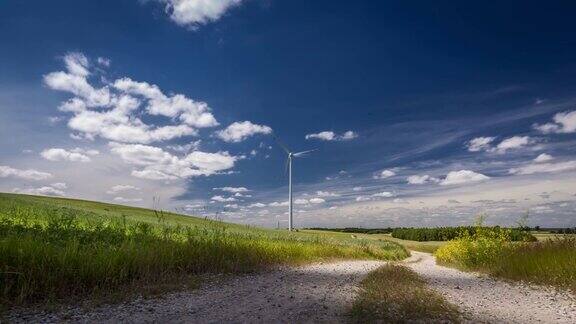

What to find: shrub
left=392, top=226, right=535, bottom=242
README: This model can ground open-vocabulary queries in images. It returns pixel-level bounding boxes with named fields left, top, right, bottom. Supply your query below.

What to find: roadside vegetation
left=392, top=226, right=536, bottom=242
left=435, top=226, right=576, bottom=293
left=349, top=264, right=461, bottom=323
left=0, top=193, right=408, bottom=307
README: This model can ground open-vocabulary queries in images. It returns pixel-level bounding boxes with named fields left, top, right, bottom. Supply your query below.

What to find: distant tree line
left=549, top=227, right=576, bottom=234
left=391, top=226, right=536, bottom=242
left=307, top=227, right=394, bottom=234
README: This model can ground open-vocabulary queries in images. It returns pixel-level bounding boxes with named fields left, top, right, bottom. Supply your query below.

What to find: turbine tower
left=274, top=137, right=316, bottom=231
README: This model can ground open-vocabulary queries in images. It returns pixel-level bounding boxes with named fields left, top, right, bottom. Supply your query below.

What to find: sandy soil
left=406, top=251, right=576, bottom=323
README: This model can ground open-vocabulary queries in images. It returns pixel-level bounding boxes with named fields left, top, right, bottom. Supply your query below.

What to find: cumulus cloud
left=534, top=153, right=553, bottom=163
left=51, top=182, right=68, bottom=190
left=106, top=184, right=141, bottom=194
left=316, top=190, right=339, bottom=197
left=509, top=160, right=576, bottom=175
left=248, top=202, right=266, bottom=208
left=0, top=165, right=52, bottom=181
left=467, top=136, right=534, bottom=154
left=309, top=197, right=326, bottom=204
left=215, top=121, right=272, bottom=143
left=109, top=142, right=237, bottom=180
left=440, top=170, right=490, bottom=186
left=40, top=147, right=98, bottom=162
left=269, top=201, right=289, bottom=207
left=213, top=186, right=250, bottom=193
left=534, top=110, right=576, bottom=134
left=372, top=191, right=395, bottom=198
left=156, top=0, right=243, bottom=28
left=45, top=53, right=219, bottom=144
left=407, top=174, right=439, bottom=185
left=491, top=136, right=534, bottom=154
left=13, top=185, right=65, bottom=196
left=211, top=195, right=237, bottom=202
left=466, top=136, right=496, bottom=152
left=113, top=197, right=143, bottom=203
left=305, top=130, right=358, bottom=141
left=373, top=169, right=396, bottom=179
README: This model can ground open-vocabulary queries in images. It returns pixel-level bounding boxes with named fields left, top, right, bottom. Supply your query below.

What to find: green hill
left=0, top=193, right=407, bottom=306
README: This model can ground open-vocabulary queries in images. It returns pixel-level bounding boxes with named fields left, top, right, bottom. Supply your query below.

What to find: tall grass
left=350, top=264, right=460, bottom=323
left=435, top=227, right=576, bottom=293
left=0, top=194, right=407, bottom=306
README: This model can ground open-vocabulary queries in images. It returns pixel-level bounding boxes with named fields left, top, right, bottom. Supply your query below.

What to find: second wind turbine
left=274, top=137, right=316, bottom=231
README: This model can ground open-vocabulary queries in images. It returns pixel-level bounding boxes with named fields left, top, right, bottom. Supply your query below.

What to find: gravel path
left=406, top=251, right=576, bottom=323
left=6, top=260, right=384, bottom=323
left=7, top=253, right=576, bottom=323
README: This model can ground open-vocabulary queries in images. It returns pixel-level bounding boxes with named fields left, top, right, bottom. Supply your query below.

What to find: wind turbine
left=274, top=136, right=316, bottom=231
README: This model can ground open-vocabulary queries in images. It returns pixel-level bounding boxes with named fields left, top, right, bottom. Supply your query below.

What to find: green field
left=0, top=193, right=408, bottom=307
left=303, top=230, right=446, bottom=253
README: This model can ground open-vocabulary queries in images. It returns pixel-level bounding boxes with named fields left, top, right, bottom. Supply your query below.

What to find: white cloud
left=491, top=136, right=533, bottom=154
left=109, top=142, right=237, bottom=180
left=305, top=130, right=358, bottom=141
left=40, top=148, right=96, bottom=162
left=372, top=191, right=395, bottom=198
left=13, top=186, right=65, bottom=197
left=352, top=186, right=363, bottom=191
left=51, top=182, right=68, bottom=190
left=534, top=110, right=576, bottom=134
left=215, top=121, right=272, bottom=143
left=114, top=197, right=143, bottom=203
left=224, top=204, right=239, bottom=209
left=341, top=131, right=358, bottom=140
left=373, top=169, right=396, bottom=179
left=440, top=170, right=490, bottom=186
left=211, top=195, right=237, bottom=202
left=63, top=52, right=90, bottom=77
left=407, top=174, right=439, bottom=185
left=248, top=202, right=266, bottom=208
left=213, top=186, right=250, bottom=193
left=309, top=197, right=325, bottom=204
left=269, top=201, right=289, bottom=207
left=113, top=77, right=218, bottom=128
left=355, top=196, right=372, bottom=202
left=106, top=184, right=141, bottom=194
left=157, top=0, right=243, bottom=28
left=466, top=136, right=496, bottom=152
left=0, top=165, right=52, bottom=181
left=467, top=136, right=534, bottom=154
left=316, top=190, right=339, bottom=197
left=97, top=57, right=111, bottom=67
left=509, top=160, right=576, bottom=175
left=534, top=153, right=553, bottom=163
left=294, top=198, right=309, bottom=205
left=45, top=54, right=220, bottom=145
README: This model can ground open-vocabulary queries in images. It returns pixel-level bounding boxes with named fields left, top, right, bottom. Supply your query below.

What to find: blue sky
left=1, top=0, right=576, bottom=228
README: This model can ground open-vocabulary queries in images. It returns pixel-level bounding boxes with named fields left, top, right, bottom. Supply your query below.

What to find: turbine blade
left=273, top=135, right=291, bottom=154
left=293, top=149, right=317, bottom=157
left=284, top=157, right=290, bottom=175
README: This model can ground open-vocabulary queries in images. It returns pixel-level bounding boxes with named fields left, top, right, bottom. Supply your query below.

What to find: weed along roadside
left=435, top=226, right=576, bottom=293
left=0, top=193, right=407, bottom=308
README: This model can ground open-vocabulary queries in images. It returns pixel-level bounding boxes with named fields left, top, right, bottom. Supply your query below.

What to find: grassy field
left=303, top=230, right=446, bottom=253
left=0, top=193, right=408, bottom=307
left=349, top=264, right=460, bottom=323
left=435, top=228, right=576, bottom=293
